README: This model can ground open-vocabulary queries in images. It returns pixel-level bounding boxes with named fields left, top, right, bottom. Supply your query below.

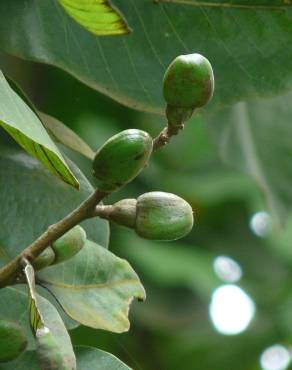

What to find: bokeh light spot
left=209, top=284, right=256, bottom=335
left=260, top=345, right=291, bottom=370
left=250, top=211, right=271, bottom=237
left=213, top=256, right=242, bottom=283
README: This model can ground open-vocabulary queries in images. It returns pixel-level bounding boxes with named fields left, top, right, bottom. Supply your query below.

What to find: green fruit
left=36, top=327, right=68, bottom=370
left=52, top=225, right=86, bottom=264
left=33, top=247, right=55, bottom=270
left=163, top=53, right=214, bottom=108
left=92, top=129, right=153, bottom=192
left=0, top=320, right=27, bottom=362
left=99, top=192, right=194, bottom=241
left=136, top=192, right=194, bottom=240
left=163, top=53, right=214, bottom=125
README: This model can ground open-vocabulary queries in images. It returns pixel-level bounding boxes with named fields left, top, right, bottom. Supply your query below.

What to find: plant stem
left=152, top=124, right=184, bottom=151
left=0, top=189, right=107, bottom=288
left=90, top=205, right=113, bottom=219
left=0, top=114, right=188, bottom=288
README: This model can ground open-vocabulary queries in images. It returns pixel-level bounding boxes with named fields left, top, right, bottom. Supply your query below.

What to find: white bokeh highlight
left=260, top=345, right=291, bottom=370
left=250, top=211, right=271, bottom=237
left=213, top=256, right=242, bottom=283
left=209, top=284, right=256, bottom=335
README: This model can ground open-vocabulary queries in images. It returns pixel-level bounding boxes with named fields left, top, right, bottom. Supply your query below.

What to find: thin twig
left=90, top=205, right=113, bottom=219
left=152, top=124, right=184, bottom=151
left=0, top=115, right=186, bottom=288
left=0, top=189, right=107, bottom=288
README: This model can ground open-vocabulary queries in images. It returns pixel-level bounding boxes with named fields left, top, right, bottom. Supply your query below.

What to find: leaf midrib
left=157, top=0, right=292, bottom=9
left=39, top=278, right=140, bottom=290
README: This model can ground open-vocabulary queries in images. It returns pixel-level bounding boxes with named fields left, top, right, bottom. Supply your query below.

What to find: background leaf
left=115, top=229, right=220, bottom=298
left=58, top=0, right=131, bottom=36
left=0, top=142, right=109, bottom=268
left=0, top=350, right=39, bottom=370
left=0, top=71, right=79, bottom=188
left=0, top=1, right=292, bottom=112
left=38, top=240, right=145, bottom=333
left=39, top=111, right=95, bottom=160
left=75, top=346, right=132, bottom=369
left=0, top=345, right=132, bottom=369
left=206, top=91, right=292, bottom=225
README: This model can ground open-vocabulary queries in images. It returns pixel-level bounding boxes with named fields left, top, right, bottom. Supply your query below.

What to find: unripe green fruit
left=163, top=53, right=214, bottom=109
left=100, top=192, right=194, bottom=241
left=52, top=225, right=86, bottom=264
left=163, top=53, right=214, bottom=125
left=33, top=247, right=55, bottom=270
left=92, top=129, right=153, bottom=192
left=36, top=327, right=68, bottom=370
left=136, top=192, right=193, bottom=240
left=0, top=320, right=27, bottom=362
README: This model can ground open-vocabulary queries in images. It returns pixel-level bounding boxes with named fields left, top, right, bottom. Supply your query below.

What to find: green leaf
left=0, top=1, right=292, bottom=112
left=0, top=287, right=35, bottom=348
left=58, top=0, right=131, bottom=36
left=0, top=346, right=132, bottom=369
left=0, top=350, right=39, bottom=370
left=39, top=112, right=95, bottom=160
left=23, top=260, right=76, bottom=370
left=0, top=144, right=109, bottom=268
left=38, top=240, right=146, bottom=332
left=22, top=262, right=76, bottom=370
left=0, top=71, right=79, bottom=188
left=75, top=346, right=132, bottom=369
left=0, top=288, right=77, bottom=369
left=34, top=294, right=76, bottom=370
left=23, top=261, right=47, bottom=334
left=0, top=286, right=77, bottom=350
left=206, top=91, right=292, bottom=225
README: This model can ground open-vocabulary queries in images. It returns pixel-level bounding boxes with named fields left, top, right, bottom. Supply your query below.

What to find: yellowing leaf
left=38, top=240, right=145, bottom=332
left=58, top=0, right=131, bottom=36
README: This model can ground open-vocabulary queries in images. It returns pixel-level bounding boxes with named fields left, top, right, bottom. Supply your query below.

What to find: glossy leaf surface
left=0, top=72, right=79, bottom=188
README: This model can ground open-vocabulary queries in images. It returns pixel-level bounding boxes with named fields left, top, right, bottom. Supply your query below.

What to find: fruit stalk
left=152, top=123, right=184, bottom=151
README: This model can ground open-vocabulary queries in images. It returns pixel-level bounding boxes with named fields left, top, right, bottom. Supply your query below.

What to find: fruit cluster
left=0, top=53, right=214, bottom=368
